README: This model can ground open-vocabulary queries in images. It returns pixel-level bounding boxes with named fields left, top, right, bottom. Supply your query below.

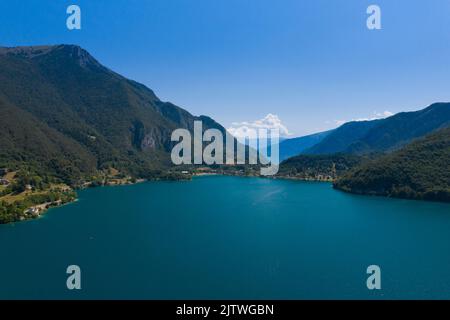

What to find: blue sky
left=1, top=0, right=450, bottom=136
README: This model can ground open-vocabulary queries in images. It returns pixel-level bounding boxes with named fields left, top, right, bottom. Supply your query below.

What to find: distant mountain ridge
left=0, top=44, right=230, bottom=184
left=305, top=103, right=450, bottom=155
left=278, top=130, right=332, bottom=161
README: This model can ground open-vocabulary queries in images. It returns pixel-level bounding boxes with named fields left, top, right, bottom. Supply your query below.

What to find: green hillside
left=0, top=45, right=229, bottom=185
left=334, top=127, right=450, bottom=202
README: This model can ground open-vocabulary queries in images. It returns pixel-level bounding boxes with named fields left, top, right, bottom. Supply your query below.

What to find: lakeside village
left=0, top=167, right=76, bottom=223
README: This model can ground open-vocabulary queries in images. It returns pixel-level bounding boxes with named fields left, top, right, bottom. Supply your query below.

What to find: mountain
left=0, top=45, right=230, bottom=184
left=278, top=130, right=332, bottom=161
left=305, top=103, right=450, bottom=155
left=334, top=126, right=450, bottom=202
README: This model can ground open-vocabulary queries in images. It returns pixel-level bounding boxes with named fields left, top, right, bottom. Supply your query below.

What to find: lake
left=1, top=175, right=450, bottom=299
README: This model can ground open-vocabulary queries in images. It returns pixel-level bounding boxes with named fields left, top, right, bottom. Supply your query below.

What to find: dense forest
left=334, top=126, right=450, bottom=202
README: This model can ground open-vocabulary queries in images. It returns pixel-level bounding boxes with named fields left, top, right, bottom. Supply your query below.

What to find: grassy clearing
left=3, top=171, right=16, bottom=181
left=0, top=191, right=47, bottom=204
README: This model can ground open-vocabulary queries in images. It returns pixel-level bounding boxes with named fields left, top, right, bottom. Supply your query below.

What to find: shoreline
left=4, top=173, right=330, bottom=225
left=268, top=175, right=334, bottom=183
left=4, top=171, right=448, bottom=226
left=0, top=177, right=149, bottom=225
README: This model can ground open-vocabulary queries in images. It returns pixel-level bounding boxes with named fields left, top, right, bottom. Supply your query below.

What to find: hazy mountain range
left=278, top=103, right=450, bottom=202
left=278, top=103, right=450, bottom=157
left=277, top=130, right=332, bottom=161
left=304, top=103, right=450, bottom=155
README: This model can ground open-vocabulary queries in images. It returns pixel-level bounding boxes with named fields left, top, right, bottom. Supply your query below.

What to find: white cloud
left=334, top=110, right=394, bottom=126
left=227, top=113, right=291, bottom=138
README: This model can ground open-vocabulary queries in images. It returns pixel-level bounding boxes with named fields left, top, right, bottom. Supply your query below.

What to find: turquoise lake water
left=1, top=175, right=450, bottom=299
